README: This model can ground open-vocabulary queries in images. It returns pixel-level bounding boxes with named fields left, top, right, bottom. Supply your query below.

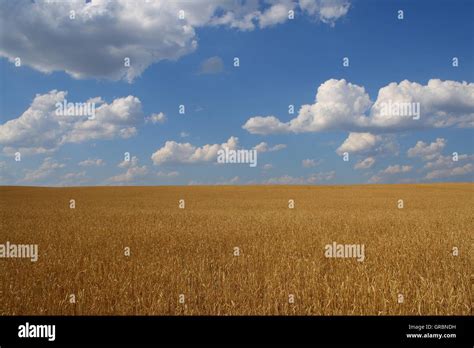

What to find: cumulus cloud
left=335, top=132, right=398, bottom=165
left=253, top=142, right=287, bottom=152
left=425, top=163, right=473, bottom=180
left=151, top=136, right=238, bottom=165
left=242, top=115, right=292, bottom=135
left=259, top=1, right=295, bottom=27
left=369, top=164, right=412, bottom=183
left=20, top=157, right=65, bottom=183
left=424, top=154, right=474, bottom=170
left=118, top=156, right=138, bottom=168
left=299, top=0, right=350, bottom=25
left=243, top=79, right=474, bottom=134
left=0, top=0, right=350, bottom=82
left=217, top=176, right=240, bottom=185
left=243, top=79, right=372, bottom=134
left=407, top=138, right=446, bottom=161
left=336, top=132, right=381, bottom=155
left=265, top=171, right=335, bottom=184
left=265, top=175, right=306, bottom=184
left=107, top=156, right=148, bottom=183
left=405, top=138, right=474, bottom=181
left=150, top=138, right=286, bottom=166
left=369, top=80, right=474, bottom=129
left=61, top=171, right=86, bottom=180
left=0, top=90, right=143, bottom=155
left=198, top=56, right=224, bottom=74
left=78, top=158, right=105, bottom=167
left=59, top=171, right=89, bottom=186
left=188, top=175, right=240, bottom=185
left=145, top=112, right=166, bottom=124
left=381, top=165, right=412, bottom=175
left=157, top=171, right=180, bottom=177
left=302, top=158, right=321, bottom=168
left=263, top=163, right=273, bottom=170
left=385, top=137, right=474, bottom=182
left=354, top=156, right=375, bottom=170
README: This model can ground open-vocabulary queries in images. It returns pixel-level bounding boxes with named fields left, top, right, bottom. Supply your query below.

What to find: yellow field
left=0, top=184, right=472, bottom=315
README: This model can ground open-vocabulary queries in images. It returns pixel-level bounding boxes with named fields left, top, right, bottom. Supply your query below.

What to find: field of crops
left=0, top=184, right=471, bottom=315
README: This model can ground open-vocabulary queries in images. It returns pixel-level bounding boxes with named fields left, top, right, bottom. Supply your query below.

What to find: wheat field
left=0, top=183, right=472, bottom=315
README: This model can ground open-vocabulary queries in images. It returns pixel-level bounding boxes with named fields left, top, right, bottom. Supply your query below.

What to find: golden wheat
left=0, top=183, right=472, bottom=315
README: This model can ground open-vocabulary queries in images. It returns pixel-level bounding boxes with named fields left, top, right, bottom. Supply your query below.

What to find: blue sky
left=0, top=0, right=473, bottom=186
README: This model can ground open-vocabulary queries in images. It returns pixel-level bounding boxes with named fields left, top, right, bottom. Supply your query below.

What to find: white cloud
left=118, top=156, right=138, bottom=168
left=302, top=158, right=321, bottom=168
left=151, top=136, right=238, bottom=165
left=265, top=175, right=307, bottom=185
left=299, top=0, right=350, bottom=25
left=188, top=175, right=240, bottom=185
left=369, top=164, right=412, bottom=183
left=354, top=157, right=375, bottom=170
left=242, top=115, right=291, bottom=135
left=367, top=176, right=383, bottom=184
left=404, top=138, right=474, bottom=181
left=369, top=80, right=474, bottom=129
left=145, top=112, right=166, bottom=124
left=61, top=171, right=86, bottom=180
left=217, top=176, right=240, bottom=185
left=309, top=170, right=336, bottom=182
left=336, top=132, right=381, bottom=155
left=243, top=79, right=474, bottom=134
left=59, top=171, right=89, bottom=186
left=0, top=90, right=143, bottom=155
left=336, top=132, right=398, bottom=161
left=0, top=1, right=198, bottom=82
left=407, top=138, right=446, bottom=161
left=78, top=158, right=105, bottom=167
left=381, top=165, right=412, bottom=175
left=107, top=156, right=148, bottom=183
left=0, top=0, right=349, bottom=82
left=259, top=2, right=295, bottom=28
left=20, top=157, right=65, bottom=183
left=243, top=79, right=372, bottom=134
left=157, top=171, right=180, bottom=177
left=265, top=171, right=335, bottom=184
left=198, top=56, right=224, bottom=74
left=263, top=163, right=273, bottom=170
left=424, top=154, right=474, bottom=170
left=253, top=142, right=286, bottom=152
left=425, top=163, right=474, bottom=180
